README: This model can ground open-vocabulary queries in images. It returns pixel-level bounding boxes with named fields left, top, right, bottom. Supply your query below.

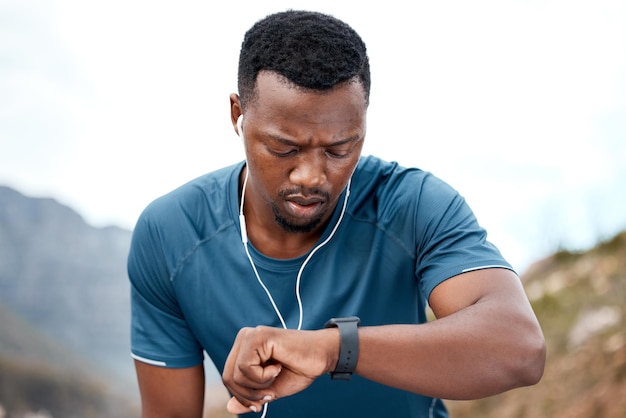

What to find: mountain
left=445, top=231, right=626, bottom=418
left=0, top=300, right=92, bottom=372
left=0, top=300, right=140, bottom=417
left=0, top=185, right=139, bottom=414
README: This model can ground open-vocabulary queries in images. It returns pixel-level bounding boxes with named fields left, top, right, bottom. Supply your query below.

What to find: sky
left=1, top=0, right=625, bottom=273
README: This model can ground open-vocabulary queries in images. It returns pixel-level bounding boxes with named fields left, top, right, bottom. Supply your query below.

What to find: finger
left=226, top=396, right=255, bottom=414
left=235, top=362, right=283, bottom=387
left=224, top=364, right=281, bottom=405
left=226, top=395, right=274, bottom=415
left=228, top=341, right=284, bottom=388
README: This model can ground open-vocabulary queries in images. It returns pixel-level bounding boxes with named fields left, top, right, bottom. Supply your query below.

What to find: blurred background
left=1, top=0, right=624, bottom=417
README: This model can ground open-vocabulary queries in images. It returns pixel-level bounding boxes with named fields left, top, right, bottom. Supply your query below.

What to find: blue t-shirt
left=128, top=155, right=512, bottom=418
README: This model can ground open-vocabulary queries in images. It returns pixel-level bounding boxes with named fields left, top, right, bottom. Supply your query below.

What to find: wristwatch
left=324, top=316, right=360, bottom=380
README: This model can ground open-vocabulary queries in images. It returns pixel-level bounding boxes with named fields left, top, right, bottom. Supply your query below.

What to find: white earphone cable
left=237, top=116, right=352, bottom=417
left=239, top=166, right=351, bottom=330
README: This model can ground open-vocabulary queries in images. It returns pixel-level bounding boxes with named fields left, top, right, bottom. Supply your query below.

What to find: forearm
left=222, top=270, right=545, bottom=412
left=355, top=299, right=545, bottom=399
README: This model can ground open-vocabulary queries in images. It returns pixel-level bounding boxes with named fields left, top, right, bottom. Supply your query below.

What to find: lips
left=284, top=196, right=325, bottom=218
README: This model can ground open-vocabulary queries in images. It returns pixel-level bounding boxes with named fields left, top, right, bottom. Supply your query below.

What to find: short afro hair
left=237, top=10, right=370, bottom=110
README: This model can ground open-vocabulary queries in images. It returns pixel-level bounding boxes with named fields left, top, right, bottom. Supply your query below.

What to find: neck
left=239, top=167, right=350, bottom=259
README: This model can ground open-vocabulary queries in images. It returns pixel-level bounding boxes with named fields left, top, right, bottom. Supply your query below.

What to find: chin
left=274, top=214, right=323, bottom=234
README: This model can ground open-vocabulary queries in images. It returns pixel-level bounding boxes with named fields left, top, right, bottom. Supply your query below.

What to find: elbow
left=512, top=329, right=546, bottom=387
left=526, top=336, right=547, bottom=386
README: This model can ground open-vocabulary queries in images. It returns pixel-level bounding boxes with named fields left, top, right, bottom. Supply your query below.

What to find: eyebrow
left=267, top=133, right=362, bottom=147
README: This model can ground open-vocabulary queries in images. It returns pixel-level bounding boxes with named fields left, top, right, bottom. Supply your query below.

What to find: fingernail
left=263, top=395, right=272, bottom=402
left=250, top=405, right=258, bottom=413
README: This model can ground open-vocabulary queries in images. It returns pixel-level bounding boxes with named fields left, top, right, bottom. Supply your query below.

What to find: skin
left=233, top=72, right=367, bottom=259
left=134, top=71, right=546, bottom=417
left=135, top=360, right=204, bottom=417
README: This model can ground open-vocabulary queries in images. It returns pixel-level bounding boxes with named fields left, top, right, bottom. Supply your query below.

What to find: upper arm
left=428, top=268, right=546, bottom=387
left=135, top=360, right=205, bottom=418
left=429, top=268, right=536, bottom=320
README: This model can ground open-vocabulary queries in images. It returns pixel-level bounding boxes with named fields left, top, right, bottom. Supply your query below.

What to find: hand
left=222, top=326, right=339, bottom=414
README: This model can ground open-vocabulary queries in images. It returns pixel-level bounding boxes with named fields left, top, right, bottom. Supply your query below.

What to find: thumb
left=227, top=396, right=258, bottom=414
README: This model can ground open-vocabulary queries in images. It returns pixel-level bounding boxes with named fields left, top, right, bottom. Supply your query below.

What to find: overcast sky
left=1, top=0, right=625, bottom=272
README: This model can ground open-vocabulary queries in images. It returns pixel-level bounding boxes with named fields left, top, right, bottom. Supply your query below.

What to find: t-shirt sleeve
left=127, top=207, right=204, bottom=368
left=413, top=174, right=514, bottom=300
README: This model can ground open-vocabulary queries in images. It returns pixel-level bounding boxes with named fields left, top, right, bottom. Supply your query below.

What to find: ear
left=230, top=93, right=243, bottom=135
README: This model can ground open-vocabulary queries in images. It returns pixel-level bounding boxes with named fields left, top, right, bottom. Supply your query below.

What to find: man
left=128, top=10, right=545, bottom=418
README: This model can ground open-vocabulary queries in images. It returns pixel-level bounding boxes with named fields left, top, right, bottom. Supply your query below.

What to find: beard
left=271, top=202, right=324, bottom=233
left=270, top=187, right=330, bottom=233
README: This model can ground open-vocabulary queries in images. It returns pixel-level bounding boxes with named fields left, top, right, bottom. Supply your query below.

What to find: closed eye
left=265, top=133, right=362, bottom=158
left=325, top=148, right=351, bottom=158
left=264, top=135, right=299, bottom=157
left=325, top=137, right=362, bottom=159
left=268, top=147, right=298, bottom=157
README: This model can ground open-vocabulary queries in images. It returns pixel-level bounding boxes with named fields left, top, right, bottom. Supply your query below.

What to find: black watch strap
left=324, top=316, right=360, bottom=380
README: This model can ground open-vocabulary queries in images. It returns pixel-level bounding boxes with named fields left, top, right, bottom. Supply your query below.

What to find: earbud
left=236, top=115, right=243, bottom=138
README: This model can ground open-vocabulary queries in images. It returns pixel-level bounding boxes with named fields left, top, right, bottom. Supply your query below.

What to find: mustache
left=278, top=187, right=330, bottom=200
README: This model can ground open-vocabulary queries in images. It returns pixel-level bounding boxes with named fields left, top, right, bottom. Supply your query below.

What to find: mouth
left=284, top=196, right=325, bottom=219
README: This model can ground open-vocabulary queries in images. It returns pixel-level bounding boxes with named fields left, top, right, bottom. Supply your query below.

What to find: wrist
left=321, top=327, right=341, bottom=374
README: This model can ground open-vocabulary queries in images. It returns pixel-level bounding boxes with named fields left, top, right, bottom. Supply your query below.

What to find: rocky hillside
left=0, top=185, right=140, bottom=417
left=0, top=186, right=134, bottom=386
left=446, top=231, right=626, bottom=417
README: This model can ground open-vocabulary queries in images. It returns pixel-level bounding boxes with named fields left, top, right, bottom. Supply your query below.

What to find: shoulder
left=137, top=162, right=242, bottom=231
left=354, top=156, right=456, bottom=197
left=350, top=155, right=460, bottom=219
left=130, top=162, right=243, bottom=264
left=145, top=163, right=241, bottom=217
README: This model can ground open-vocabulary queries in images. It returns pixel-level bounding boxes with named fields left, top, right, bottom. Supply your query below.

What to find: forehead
left=246, top=71, right=368, bottom=125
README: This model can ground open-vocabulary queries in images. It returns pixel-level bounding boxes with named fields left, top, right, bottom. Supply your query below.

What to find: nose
left=289, top=151, right=327, bottom=190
